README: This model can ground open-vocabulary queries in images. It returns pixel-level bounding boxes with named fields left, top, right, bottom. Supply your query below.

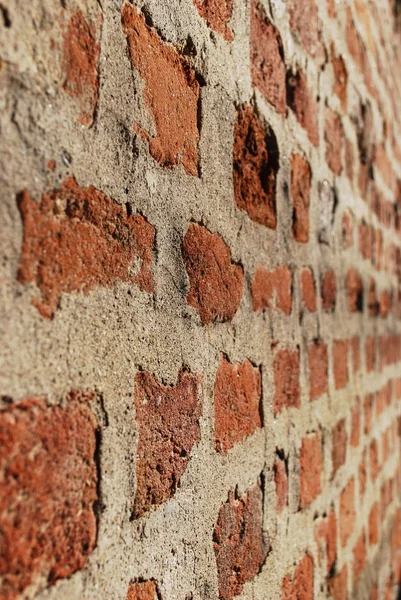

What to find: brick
left=353, top=532, right=366, bottom=583
left=17, top=177, right=154, bottom=318
left=365, top=335, right=376, bottom=372
left=325, top=108, right=344, bottom=175
left=250, top=3, right=286, bottom=114
left=288, top=0, right=323, bottom=61
left=273, top=348, right=301, bottom=414
left=282, top=554, right=314, bottom=600
left=214, top=356, right=262, bottom=452
left=308, top=340, right=328, bottom=400
left=333, top=340, right=349, bottom=391
left=351, top=336, right=360, bottom=373
left=342, top=210, right=354, bottom=248
left=194, top=0, right=233, bottom=40
left=274, top=453, right=288, bottom=513
left=368, top=279, right=378, bottom=317
left=345, top=269, right=363, bottom=313
left=364, top=394, right=374, bottom=435
left=122, top=5, right=200, bottom=176
left=359, top=451, right=367, bottom=498
left=332, top=418, right=347, bottom=478
left=340, top=478, right=355, bottom=547
left=369, top=439, right=379, bottom=481
left=345, top=137, right=354, bottom=182
left=300, top=267, right=317, bottom=312
left=251, top=265, right=292, bottom=315
left=368, top=503, right=379, bottom=546
left=314, top=509, right=337, bottom=574
left=182, top=223, right=244, bottom=324
left=62, top=9, right=102, bottom=127
left=321, top=270, right=336, bottom=312
left=287, top=69, right=319, bottom=146
left=133, top=369, right=202, bottom=518
left=213, top=481, right=268, bottom=600
left=359, top=221, right=374, bottom=261
left=291, top=154, right=312, bottom=243
left=0, top=393, right=98, bottom=598
left=351, top=399, right=360, bottom=447
left=300, top=432, right=322, bottom=508
left=331, top=43, right=348, bottom=110
left=379, top=290, right=392, bottom=318
left=328, top=565, right=348, bottom=600
left=233, top=105, right=279, bottom=228
left=127, top=580, right=160, bottom=600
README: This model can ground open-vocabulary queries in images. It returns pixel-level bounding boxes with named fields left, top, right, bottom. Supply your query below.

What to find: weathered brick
left=353, top=532, right=367, bottom=583
left=233, top=105, right=279, bottom=228
left=274, top=453, right=288, bottom=513
left=127, top=580, right=160, bottom=600
left=291, top=154, right=312, bottom=243
left=194, top=0, right=233, bottom=40
left=365, top=335, right=376, bottom=373
left=368, top=278, right=378, bottom=317
left=351, top=336, right=361, bottom=373
left=308, top=340, right=328, bottom=400
left=250, top=2, right=286, bottom=114
left=364, top=394, right=374, bottom=435
left=214, top=356, right=262, bottom=452
left=17, top=177, right=155, bottom=318
left=368, top=502, right=379, bottom=546
left=182, top=223, right=244, bottom=324
left=300, top=267, right=317, bottom=312
left=342, top=210, right=354, bottom=248
left=288, top=0, right=323, bottom=61
left=332, top=418, right=347, bottom=478
left=122, top=5, right=200, bottom=176
left=325, top=108, right=344, bottom=175
left=333, top=340, right=349, bottom=391
left=300, top=432, right=322, bottom=508
left=282, top=554, right=314, bottom=600
left=213, top=481, right=268, bottom=600
left=359, top=221, right=374, bottom=261
left=345, top=269, right=363, bottom=313
left=369, top=439, right=380, bottom=481
left=328, top=565, right=348, bottom=600
left=0, top=393, right=98, bottom=598
left=351, top=398, right=360, bottom=447
left=251, top=265, right=292, bottom=315
left=340, top=478, right=355, bottom=547
left=315, top=509, right=337, bottom=574
left=287, top=69, right=319, bottom=146
left=274, top=348, right=301, bottom=414
left=133, top=369, right=202, bottom=518
left=359, top=451, right=367, bottom=499
left=321, top=270, right=336, bottom=312
left=331, top=43, right=348, bottom=110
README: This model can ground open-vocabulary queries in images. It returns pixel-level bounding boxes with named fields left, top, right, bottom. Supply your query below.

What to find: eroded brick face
left=182, top=223, right=244, bottom=324
left=251, top=265, right=292, bottom=315
left=287, top=69, right=319, bottom=146
left=214, top=356, right=262, bottom=452
left=194, top=0, right=233, bottom=40
left=300, top=433, right=322, bottom=508
left=273, top=348, right=300, bottom=414
left=288, top=0, right=321, bottom=60
left=300, top=267, right=317, bottom=311
left=308, top=340, right=328, bottom=400
left=17, top=177, right=155, bottom=318
left=325, top=108, right=344, bottom=175
left=321, top=270, right=336, bottom=312
left=291, top=154, right=311, bottom=242
left=274, top=454, right=288, bottom=513
left=126, top=580, right=160, bottom=600
left=233, top=104, right=279, bottom=229
left=282, top=554, right=314, bottom=600
left=213, top=482, right=268, bottom=600
left=0, top=394, right=98, bottom=599
left=250, top=3, right=286, bottom=115
left=122, top=4, right=200, bottom=176
left=133, top=370, right=202, bottom=518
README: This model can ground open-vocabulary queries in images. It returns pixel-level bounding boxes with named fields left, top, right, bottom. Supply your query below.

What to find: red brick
left=213, top=482, right=268, bottom=600
left=274, top=453, right=288, bottom=513
left=368, top=278, right=378, bottom=317
left=379, top=290, right=392, bottom=318
left=333, top=340, right=349, bottom=391
left=194, top=0, right=233, bottom=40
left=0, top=393, right=98, bottom=599
left=287, top=69, right=319, bottom=146
left=291, top=154, right=312, bottom=243
left=321, top=270, right=336, bottom=312
left=214, top=356, right=262, bottom=452
left=251, top=265, right=292, bottom=315
left=233, top=106, right=279, bottom=228
left=327, top=0, right=336, bottom=18
left=351, top=398, right=360, bottom=447
left=250, top=3, right=286, bottom=114
left=17, top=177, right=154, bottom=319
left=328, top=565, right=348, bottom=600
left=127, top=580, right=160, bottom=600
left=300, top=267, right=317, bottom=312
left=345, top=269, right=363, bottom=313
left=340, top=478, right=355, bottom=547
left=122, top=5, right=200, bottom=176
left=308, top=340, right=328, bottom=400
left=133, top=369, right=202, bottom=518
left=365, top=336, right=376, bottom=373
left=353, top=532, right=366, bottom=583
left=345, top=137, right=354, bottom=182
left=375, top=143, right=393, bottom=190
left=314, top=509, right=337, bottom=574
left=182, top=223, right=244, bottom=324
left=300, top=432, right=322, bottom=508
left=375, top=229, right=383, bottom=270
left=331, top=43, right=348, bottom=110
left=369, top=439, right=379, bottom=481
left=332, top=418, right=347, bottom=478
left=368, top=503, right=379, bottom=545
left=62, top=9, right=102, bottom=127
left=274, top=348, right=301, bottom=414
left=288, top=0, right=323, bottom=61
left=359, top=451, right=367, bottom=498
left=359, top=221, right=374, bottom=261
left=364, top=394, right=374, bottom=435
left=325, top=108, right=344, bottom=175
left=351, top=336, right=360, bottom=373
left=342, top=210, right=354, bottom=248
left=282, top=554, right=314, bottom=600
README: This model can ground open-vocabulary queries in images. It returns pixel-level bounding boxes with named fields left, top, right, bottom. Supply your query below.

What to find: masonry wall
left=1, top=0, right=401, bottom=599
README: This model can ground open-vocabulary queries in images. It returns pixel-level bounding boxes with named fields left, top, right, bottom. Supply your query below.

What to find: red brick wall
left=1, top=0, right=401, bottom=598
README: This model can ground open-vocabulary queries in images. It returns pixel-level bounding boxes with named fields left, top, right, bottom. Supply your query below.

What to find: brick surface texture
left=1, top=0, right=401, bottom=599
